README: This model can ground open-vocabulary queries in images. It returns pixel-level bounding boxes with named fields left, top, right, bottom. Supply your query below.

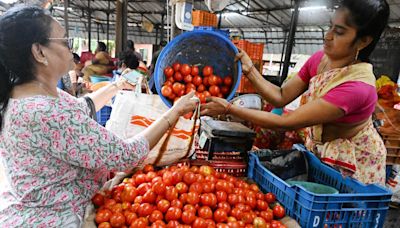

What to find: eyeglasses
left=47, top=37, right=74, bottom=50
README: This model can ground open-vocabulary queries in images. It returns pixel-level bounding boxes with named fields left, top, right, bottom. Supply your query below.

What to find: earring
left=43, top=59, right=48, bottom=66
left=355, top=49, right=359, bottom=61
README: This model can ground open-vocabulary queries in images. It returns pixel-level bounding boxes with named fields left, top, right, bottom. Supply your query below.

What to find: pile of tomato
left=161, top=63, right=234, bottom=104
left=92, top=164, right=287, bottom=228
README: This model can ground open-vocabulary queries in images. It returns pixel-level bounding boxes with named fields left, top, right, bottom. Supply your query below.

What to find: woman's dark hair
left=0, top=5, right=53, bottom=130
left=72, top=53, right=80, bottom=63
left=340, top=0, right=390, bottom=62
left=97, top=41, right=107, bottom=52
left=118, top=50, right=139, bottom=69
left=127, top=40, right=135, bottom=51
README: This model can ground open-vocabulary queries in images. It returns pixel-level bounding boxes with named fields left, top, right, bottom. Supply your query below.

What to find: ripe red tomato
left=124, top=211, right=137, bottom=225
left=214, top=208, right=228, bottom=223
left=192, top=217, right=207, bottom=228
left=172, top=62, right=181, bottom=72
left=165, top=186, right=179, bottom=201
left=186, top=85, right=196, bottom=94
left=217, top=201, right=231, bottom=213
left=183, top=74, right=193, bottom=83
left=183, top=172, right=196, bottom=185
left=216, top=76, right=223, bottom=85
left=172, top=82, right=183, bottom=95
left=256, top=200, right=269, bottom=211
left=149, top=210, right=164, bottom=223
left=197, top=84, right=206, bottom=92
left=157, top=199, right=170, bottom=213
left=260, top=210, right=273, bottom=223
left=95, top=208, right=112, bottom=224
left=152, top=181, right=166, bottom=195
left=265, top=193, right=276, bottom=204
left=151, top=220, right=166, bottom=228
left=176, top=182, right=189, bottom=194
left=183, top=111, right=193, bottom=119
left=120, top=186, right=137, bottom=203
left=174, top=72, right=183, bottom=82
left=109, top=212, right=126, bottom=227
left=186, top=192, right=200, bottom=205
left=167, top=220, right=180, bottom=228
left=191, top=66, right=199, bottom=75
left=220, top=86, right=230, bottom=95
left=92, top=193, right=104, bottom=207
left=135, top=174, right=147, bottom=185
left=142, top=190, right=157, bottom=203
left=180, top=64, right=192, bottom=76
left=165, top=206, right=182, bottom=222
left=164, top=80, right=173, bottom=87
left=203, top=66, right=213, bottom=76
left=223, top=76, right=233, bottom=86
left=216, top=191, right=228, bottom=203
left=138, top=203, right=153, bottom=217
left=192, top=76, right=203, bottom=86
left=189, top=182, right=203, bottom=194
left=171, top=170, right=183, bottom=185
left=250, top=184, right=260, bottom=192
left=245, top=195, right=257, bottom=209
left=230, top=207, right=243, bottom=220
left=203, top=182, right=215, bottom=193
left=97, top=222, right=112, bottom=228
left=253, top=217, right=267, bottom=228
left=209, top=85, right=220, bottom=96
left=171, top=199, right=183, bottom=209
left=203, top=77, right=210, bottom=87
left=198, top=206, right=213, bottom=219
left=271, top=220, right=284, bottom=228
left=164, top=66, right=174, bottom=78
left=136, top=183, right=151, bottom=196
left=273, top=205, right=285, bottom=219
left=131, top=217, right=148, bottom=228
left=197, top=92, right=206, bottom=104
left=179, top=193, right=188, bottom=204
left=203, top=91, right=211, bottom=98
left=182, top=210, right=196, bottom=224
left=183, top=204, right=197, bottom=213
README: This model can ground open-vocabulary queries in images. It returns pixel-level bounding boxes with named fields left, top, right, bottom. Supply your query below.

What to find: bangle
left=224, top=103, right=233, bottom=115
left=243, top=64, right=255, bottom=75
left=162, top=115, right=172, bottom=129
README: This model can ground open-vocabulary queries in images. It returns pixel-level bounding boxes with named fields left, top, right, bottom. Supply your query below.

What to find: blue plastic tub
left=96, top=106, right=112, bottom=126
left=194, top=26, right=230, bottom=38
left=154, top=30, right=242, bottom=107
left=248, top=144, right=392, bottom=228
left=90, top=75, right=112, bottom=83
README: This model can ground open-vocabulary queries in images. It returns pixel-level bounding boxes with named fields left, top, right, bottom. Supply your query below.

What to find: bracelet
left=162, top=115, right=172, bottom=129
left=224, top=103, right=233, bottom=115
left=243, top=64, right=256, bottom=75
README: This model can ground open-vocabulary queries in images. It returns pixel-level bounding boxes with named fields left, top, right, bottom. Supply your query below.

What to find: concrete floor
left=384, top=207, right=400, bottom=228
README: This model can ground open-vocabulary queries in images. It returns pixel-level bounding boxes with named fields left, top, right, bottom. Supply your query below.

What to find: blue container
left=248, top=144, right=392, bottom=228
left=90, top=75, right=112, bottom=83
left=96, top=106, right=112, bottom=126
left=194, top=26, right=230, bottom=39
left=154, top=30, right=242, bottom=107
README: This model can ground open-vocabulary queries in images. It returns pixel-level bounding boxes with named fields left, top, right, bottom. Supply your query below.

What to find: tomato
left=121, top=201, right=131, bottom=211
left=190, top=166, right=199, bottom=173
left=171, top=170, right=183, bottom=185
left=146, top=171, right=157, bottom=182
left=203, top=77, right=210, bottom=87
left=136, top=183, right=151, bottom=196
left=202, top=66, right=213, bottom=76
left=271, top=220, right=283, bottom=228
left=134, top=195, right=143, bottom=204
left=202, top=182, right=215, bottom=193
left=217, top=201, right=231, bottom=213
left=165, top=186, right=179, bottom=201
left=164, top=80, right=173, bottom=87
left=143, top=164, right=155, bottom=173
left=223, top=76, right=233, bottom=86
left=168, top=92, right=176, bottom=100
left=149, top=210, right=164, bottom=223
left=250, top=184, right=260, bottom=192
left=191, top=66, right=199, bottom=75
left=157, top=199, right=170, bottom=213
left=260, top=210, right=273, bottom=223
left=179, top=192, right=188, bottom=204
left=196, top=206, right=212, bottom=219
left=214, top=208, right=228, bottom=223
left=124, top=211, right=137, bottom=225
left=176, top=182, right=188, bottom=194
left=104, top=199, right=116, bottom=210
left=217, top=93, right=223, bottom=98
left=92, top=193, right=104, bottom=207
left=220, top=86, right=230, bottom=95
left=199, top=165, right=215, bottom=176
left=203, top=91, right=211, bottom=98
left=273, top=205, right=285, bottom=219
left=208, top=75, right=218, bottom=86
left=187, top=192, right=200, bottom=205
left=151, top=220, right=167, bottom=228
left=186, top=86, right=196, bottom=94
left=192, top=217, right=207, bottom=228
left=172, top=62, right=181, bottom=72
left=183, top=204, right=197, bottom=213
left=192, top=76, right=203, bottom=86
left=174, top=71, right=183, bottom=82
left=182, top=210, right=196, bottom=224
left=256, top=192, right=265, bottom=200
left=230, top=207, right=243, bottom=220
left=95, top=208, right=112, bottom=224
left=131, top=203, right=140, bottom=213
left=183, top=172, right=196, bottom=185
left=142, top=190, right=157, bottom=203
left=137, top=203, right=153, bottom=217
left=165, top=206, right=182, bottom=222
left=171, top=199, right=183, bottom=209
left=197, top=84, right=206, bottom=92
left=189, top=182, right=203, bottom=194
left=152, top=181, right=166, bottom=195
left=152, top=176, right=163, bottom=184
left=216, top=76, right=222, bottom=85
left=183, top=74, right=192, bottom=83
left=109, top=212, right=126, bottom=227
left=241, top=212, right=255, bottom=224
left=164, top=66, right=174, bottom=78
left=172, top=82, right=183, bottom=95
left=167, top=76, right=175, bottom=83
left=245, top=195, right=257, bottom=209
left=180, top=64, right=192, bottom=76
left=265, top=193, right=276, bottom=204
left=167, top=220, right=180, bottom=228
left=215, top=191, right=227, bottom=203
left=135, top=174, right=147, bottom=186
left=98, top=222, right=112, bottom=228
left=131, top=217, right=148, bottom=228
left=253, top=217, right=267, bottom=228
left=209, top=85, right=220, bottom=96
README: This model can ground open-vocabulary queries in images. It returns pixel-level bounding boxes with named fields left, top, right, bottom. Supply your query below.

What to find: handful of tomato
left=161, top=63, right=234, bottom=104
left=92, top=164, right=287, bottom=228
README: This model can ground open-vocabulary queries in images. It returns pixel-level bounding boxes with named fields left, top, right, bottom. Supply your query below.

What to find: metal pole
left=106, top=0, right=110, bottom=52
left=122, top=0, right=128, bottom=51
left=97, top=22, right=100, bottom=42
left=278, top=30, right=288, bottom=77
left=218, top=12, right=222, bottom=29
left=64, top=0, right=69, bottom=38
left=280, top=0, right=300, bottom=84
left=160, top=13, right=165, bottom=42
left=88, top=0, right=92, bottom=52
left=155, top=27, right=159, bottom=46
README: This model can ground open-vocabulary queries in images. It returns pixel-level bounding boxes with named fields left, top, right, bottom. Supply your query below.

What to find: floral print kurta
left=0, top=90, right=149, bottom=227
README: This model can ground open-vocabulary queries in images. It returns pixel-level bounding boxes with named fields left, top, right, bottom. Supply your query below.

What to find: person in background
left=0, top=5, right=197, bottom=226
left=148, top=40, right=168, bottom=94
left=68, top=53, right=84, bottom=96
left=113, top=50, right=140, bottom=81
left=126, top=39, right=143, bottom=62
left=202, top=0, right=390, bottom=185
left=82, top=41, right=114, bottom=83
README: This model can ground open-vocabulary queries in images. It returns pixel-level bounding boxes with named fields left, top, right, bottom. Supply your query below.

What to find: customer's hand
left=172, top=91, right=198, bottom=116
left=114, top=77, right=136, bottom=90
left=234, top=48, right=254, bottom=75
left=200, top=96, right=230, bottom=117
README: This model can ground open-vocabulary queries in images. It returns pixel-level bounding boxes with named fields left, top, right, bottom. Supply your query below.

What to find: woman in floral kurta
left=0, top=5, right=197, bottom=227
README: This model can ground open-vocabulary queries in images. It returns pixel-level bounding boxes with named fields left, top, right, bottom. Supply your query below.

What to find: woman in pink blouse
left=202, top=0, right=390, bottom=185
left=0, top=5, right=197, bottom=227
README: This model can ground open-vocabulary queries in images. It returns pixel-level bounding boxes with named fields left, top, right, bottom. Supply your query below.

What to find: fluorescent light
left=291, top=6, right=327, bottom=11
left=2, top=0, right=18, bottom=3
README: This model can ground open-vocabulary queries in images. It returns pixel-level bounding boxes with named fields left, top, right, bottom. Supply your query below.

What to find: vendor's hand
left=234, top=48, right=254, bottom=75
left=172, top=91, right=199, bottom=116
left=114, top=77, right=136, bottom=90
left=200, top=96, right=230, bottom=117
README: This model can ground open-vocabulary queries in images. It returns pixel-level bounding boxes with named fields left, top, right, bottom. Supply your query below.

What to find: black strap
left=83, top=96, right=97, bottom=120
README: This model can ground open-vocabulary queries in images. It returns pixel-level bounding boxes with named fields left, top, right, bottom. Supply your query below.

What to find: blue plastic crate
left=96, top=106, right=112, bottom=126
left=248, top=144, right=392, bottom=228
left=194, top=26, right=230, bottom=39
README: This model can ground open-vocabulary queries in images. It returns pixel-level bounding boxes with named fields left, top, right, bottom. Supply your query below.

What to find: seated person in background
left=126, top=39, right=143, bottom=62
left=82, top=42, right=114, bottom=82
left=69, top=53, right=84, bottom=96
left=113, top=50, right=140, bottom=80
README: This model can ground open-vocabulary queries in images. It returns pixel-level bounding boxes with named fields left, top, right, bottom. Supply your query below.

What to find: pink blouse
left=298, top=50, right=377, bottom=123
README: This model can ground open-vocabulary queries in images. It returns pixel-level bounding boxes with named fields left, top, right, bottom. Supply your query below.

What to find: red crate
left=192, top=10, right=217, bottom=27
left=232, top=40, right=249, bottom=51
left=247, top=43, right=264, bottom=60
